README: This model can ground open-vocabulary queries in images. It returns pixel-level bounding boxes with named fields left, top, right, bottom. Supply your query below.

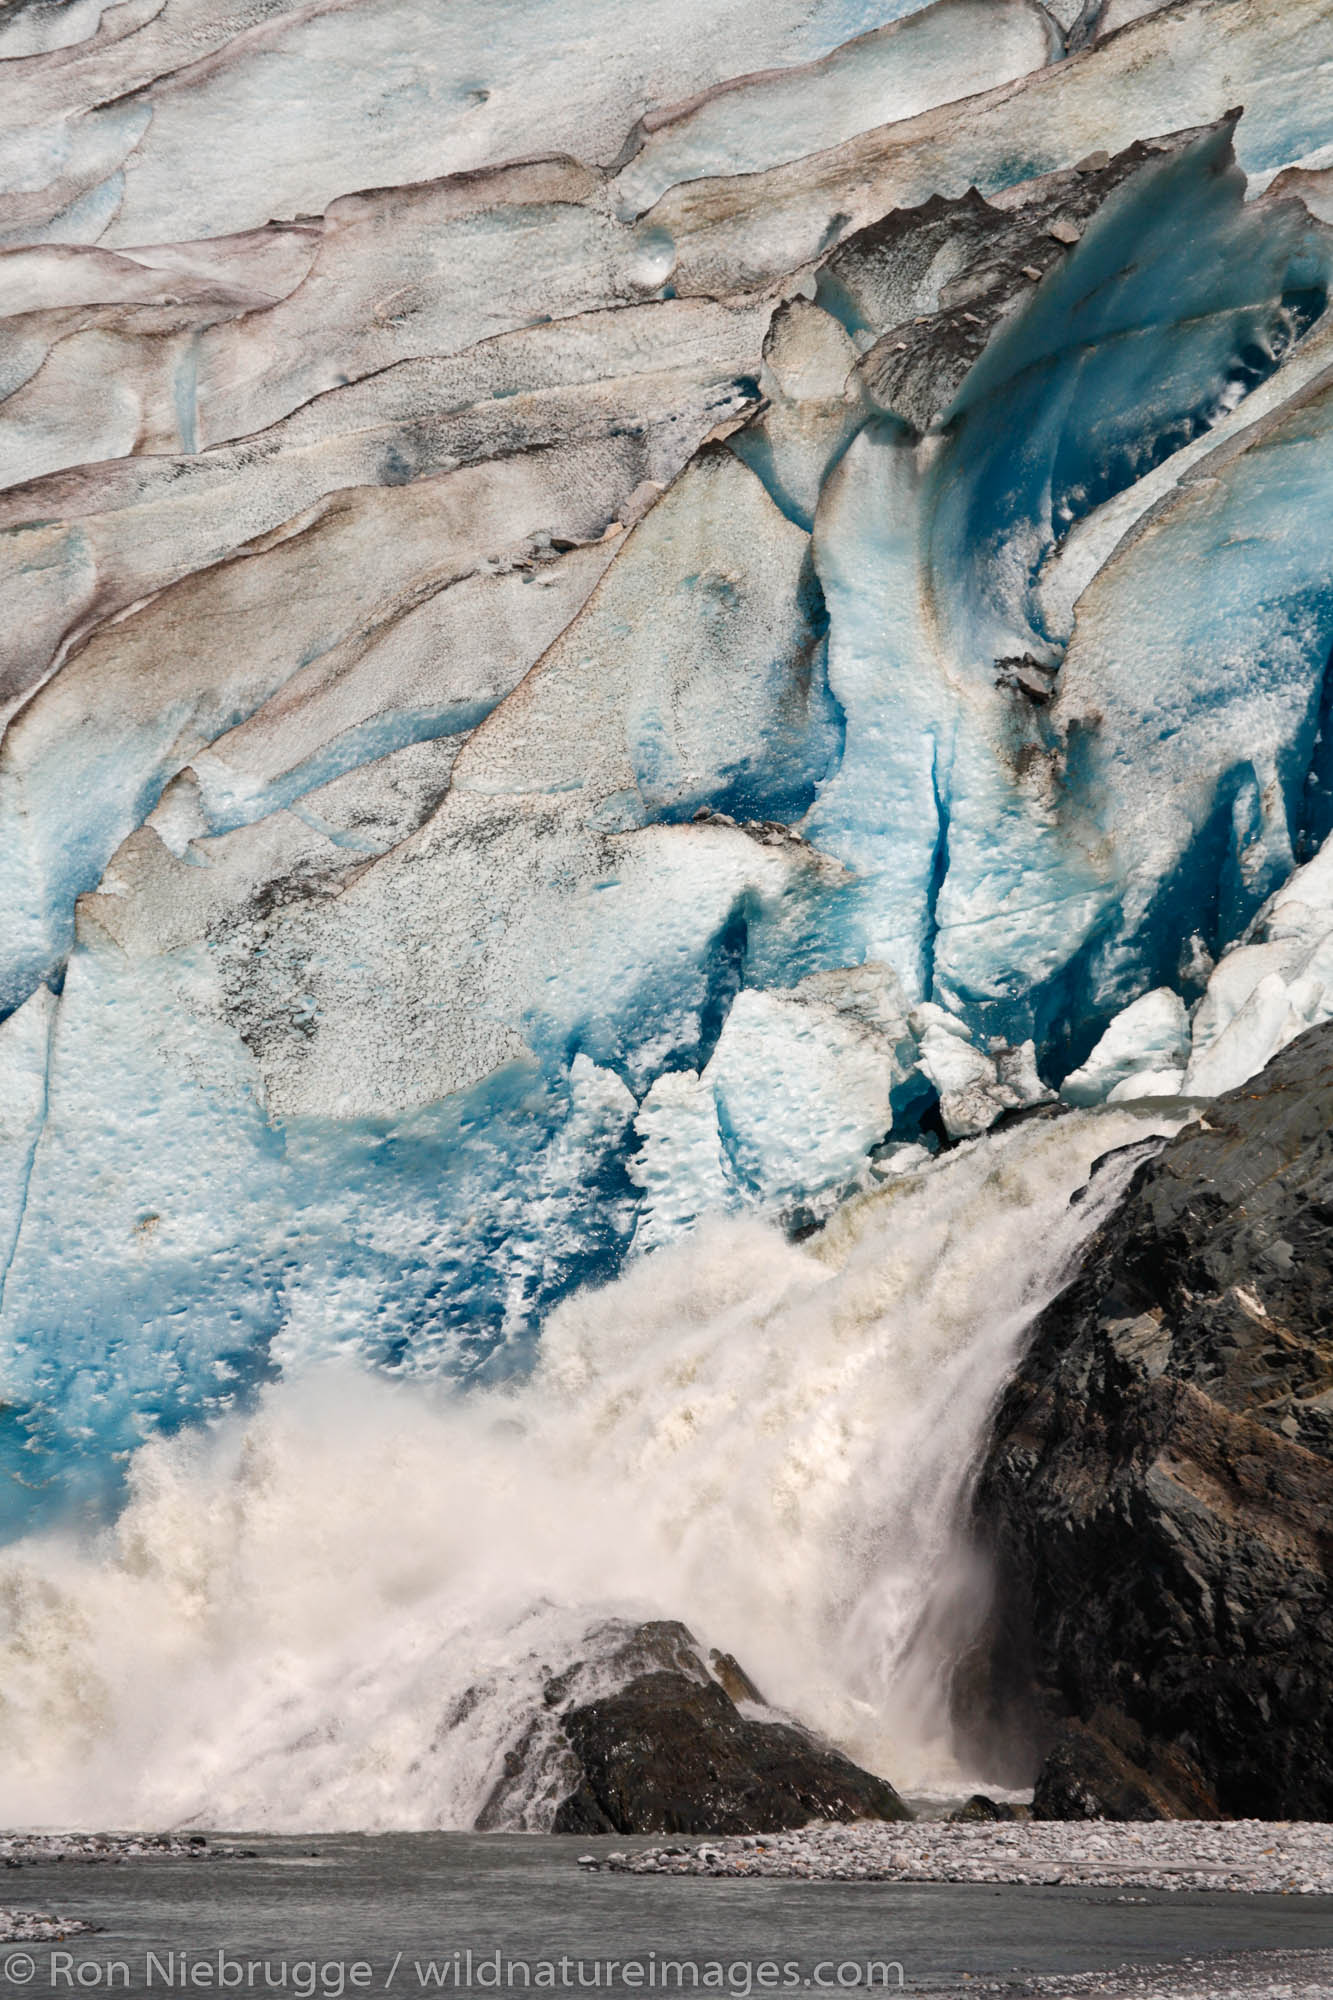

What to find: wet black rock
left=478, top=1618, right=909, bottom=1836
left=552, top=1669, right=909, bottom=1836
left=947, top=1793, right=1029, bottom=1824
left=961, top=1021, right=1333, bottom=1819
left=1030, top=1713, right=1219, bottom=1822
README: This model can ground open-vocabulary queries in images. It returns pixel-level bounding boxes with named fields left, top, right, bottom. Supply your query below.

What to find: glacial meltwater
left=0, top=1106, right=1176, bottom=1828
left=3, top=1835, right=1333, bottom=1999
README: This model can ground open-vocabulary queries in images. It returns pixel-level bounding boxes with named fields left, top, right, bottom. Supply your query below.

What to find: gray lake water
left=3, top=1835, right=1332, bottom=1998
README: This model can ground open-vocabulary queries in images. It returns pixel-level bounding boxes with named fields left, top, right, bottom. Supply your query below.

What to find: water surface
left=3, top=1835, right=1331, bottom=1997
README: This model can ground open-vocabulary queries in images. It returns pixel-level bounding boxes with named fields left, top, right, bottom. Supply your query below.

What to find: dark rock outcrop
left=477, top=1618, right=909, bottom=1835
left=960, top=1022, right=1333, bottom=1819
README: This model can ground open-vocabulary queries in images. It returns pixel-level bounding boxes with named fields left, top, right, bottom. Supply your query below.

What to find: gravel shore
left=1, top=1834, right=242, bottom=1866
left=0, top=1908, right=93, bottom=1943
left=971, top=1949, right=1333, bottom=1998
left=581, top=1820, right=1333, bottom=1893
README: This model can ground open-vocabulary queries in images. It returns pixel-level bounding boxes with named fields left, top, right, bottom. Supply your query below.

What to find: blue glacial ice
left=804, top=120, right=1331, bottom=1052
left=0, top=0, right=1332, bottom=1535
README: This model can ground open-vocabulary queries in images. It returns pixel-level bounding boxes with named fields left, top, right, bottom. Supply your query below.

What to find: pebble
left=582, top=1819, right=1333, bottom=1894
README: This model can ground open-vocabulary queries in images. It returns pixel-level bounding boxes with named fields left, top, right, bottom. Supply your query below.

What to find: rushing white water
left=0, top=1102, right=1181, bottom=1832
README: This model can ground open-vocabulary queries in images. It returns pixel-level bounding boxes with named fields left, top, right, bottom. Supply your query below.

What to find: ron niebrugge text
left=9, top=1950, right=907, bottom=1995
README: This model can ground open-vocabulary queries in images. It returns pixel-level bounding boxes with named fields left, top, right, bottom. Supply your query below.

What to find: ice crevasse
left=0, top=0, right=1331, bottom=1543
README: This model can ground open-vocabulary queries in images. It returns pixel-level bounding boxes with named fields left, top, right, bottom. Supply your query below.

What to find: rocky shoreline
left=1, top=1834, right=243, bottom=1867
left=0, top=1908, right=94, bottom=1944
left=580, top=1820, right=1333, bottom=1893
left=969, top=1952, right=1333, bottom=2000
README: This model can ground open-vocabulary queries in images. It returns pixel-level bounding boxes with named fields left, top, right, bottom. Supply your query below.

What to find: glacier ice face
left=1181, top=836, right=1333, bottom=1097
left=609, top=0, right=1059, bottom=222
left=1047, top=341, right=1333, bottom=1027
left=0, top=318, right=787, bottom=1015
left=0, top=0, right=116, bottom=60
left=0, top=439, right=657, bottom=1014
left=1, top=0, right=1333, bottom=1533
left=905, top=125, right=1329, bottom=1044
left=800, top=119, right=1331, bottom=1049
left=0, top=982, right=56, bottom=1293
left=646, top=0, right=1333, bottom=296
left=1, top=0, right=965, bottom=249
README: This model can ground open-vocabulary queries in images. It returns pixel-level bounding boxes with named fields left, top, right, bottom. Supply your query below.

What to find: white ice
left=1061, top=988, right=1190, bottom=1107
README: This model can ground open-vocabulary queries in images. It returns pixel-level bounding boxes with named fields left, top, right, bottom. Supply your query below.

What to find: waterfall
left=0, top=1101, right=1178, bottom=1831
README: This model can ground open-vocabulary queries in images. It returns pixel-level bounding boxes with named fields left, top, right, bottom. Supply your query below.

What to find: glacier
left=0, top=0, right=1331, bottom=1824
